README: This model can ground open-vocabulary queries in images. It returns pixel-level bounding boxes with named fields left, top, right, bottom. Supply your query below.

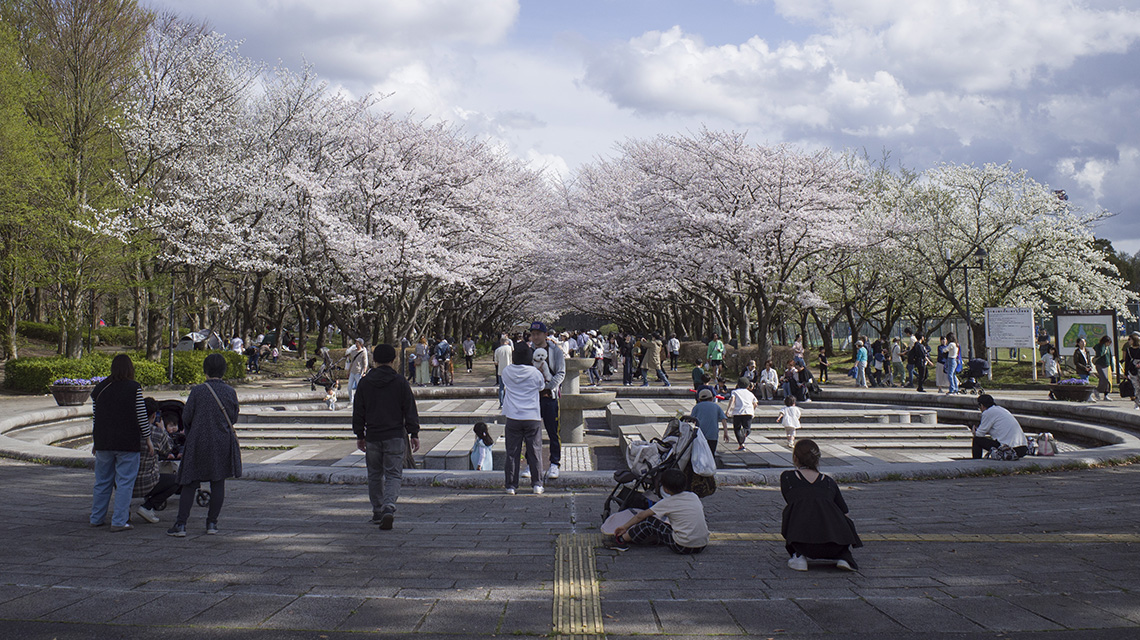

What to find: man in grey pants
left=352, top=344, right=420, bottom=530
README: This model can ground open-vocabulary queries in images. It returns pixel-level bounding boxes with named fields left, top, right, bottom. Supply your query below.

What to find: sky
left=145, top=0, right=1140, bottom=250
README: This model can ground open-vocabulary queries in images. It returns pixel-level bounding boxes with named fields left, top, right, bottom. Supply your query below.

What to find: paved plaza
left=1, top=455, right=1140, bottom=639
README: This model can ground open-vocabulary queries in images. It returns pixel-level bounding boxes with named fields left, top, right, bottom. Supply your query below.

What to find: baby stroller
left=602, top=418, right=706, bottom=521
left=150, top=399, right=212, bottom=509
left=958, top=358, right=989, bottom=395
left=305, top=348, right=346, bottom=391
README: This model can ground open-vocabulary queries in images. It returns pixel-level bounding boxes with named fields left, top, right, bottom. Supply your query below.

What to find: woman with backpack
left=944, top=333, right=960, bottom=395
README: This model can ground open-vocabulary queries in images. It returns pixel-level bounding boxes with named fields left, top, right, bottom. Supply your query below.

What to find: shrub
left=5, top=350, right=245, bottom=392
left=16, top=321, right=61, bottom=343
left=95, top=326, right=137, bottom=346
left=6, top=354, right=110, bottom=393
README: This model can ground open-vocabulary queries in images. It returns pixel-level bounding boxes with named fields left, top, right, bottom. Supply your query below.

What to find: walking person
left=463, top=335, right=476, bottom=373
left=167, top=354, right=242, bottom=537
left=910, top=333, right=932, bottom=393
left=706, top=334, right=726, bottom=381
left=728, top=378, right=758, bottom=451
left=1094, top=335, right=1113, bottom=401
left=640, top=333, right=671, bottom=387
left=817, top=348, right=829, bottom=383
left=352, top=344, right=420, bottom=530
left=529, top=322, right=566, bottom=480
left=501, top=342, right=546, bottom=494
left=901, top=327, right=916, bottom=386
left=935, top=336, right=949, bottom=393
left=621, top=334, right=635, bottom=386
left=346, top=338, right=369, bottom=406
left=1122, top=332, right=1140, bottom=410
left=90, top=354, right=153, bottom=531
left=414, top=337, right=430, bottom=386
left=945, top=333, right=960, bottom=395
left=667, top=334, right=681, bottom=371
left=494, top=335, right=513, bottom=408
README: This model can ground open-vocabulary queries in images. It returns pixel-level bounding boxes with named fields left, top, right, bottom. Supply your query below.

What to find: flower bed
left=1051, top=379, right=1093, bottom=402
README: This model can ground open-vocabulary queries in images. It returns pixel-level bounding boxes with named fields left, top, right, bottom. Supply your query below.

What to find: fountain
left=558, top=358, right=616, bottom=443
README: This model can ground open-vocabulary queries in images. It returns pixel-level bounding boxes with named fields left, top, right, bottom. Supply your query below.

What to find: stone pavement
left=2, top=457, right=1140, bottom=639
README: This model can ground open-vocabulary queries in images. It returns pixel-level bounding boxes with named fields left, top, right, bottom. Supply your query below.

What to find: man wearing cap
left=529, top=321, right=566, bottom=480
left=690, top=388, right=728, bottom=454
left=353, top=344, right=420, bottom=530
left=345, top=338, right=369, bottom=406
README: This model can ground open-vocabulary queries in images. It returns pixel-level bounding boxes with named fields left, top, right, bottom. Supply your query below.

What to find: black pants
left=540, top=395, right=560, bottom=466
left=669, top=353, right=678, bottom=371
left=819, top=365, right=828, bottom=382
left=786, top=541, right=857, bottom=569
left=972, top=436, right=1029, bottom=460
left=707, top=438, right=718, bottom=455
left=732, top=415, right=752, bottom=446
left=623, top=357, right=634, bottom=385
left=142, top=473, right=180, bottom=510
left=915, top=364, right=928, bottom=391
left=176, top=479, right=225, bottom=525
left=465, top=355, right=473, bottom=370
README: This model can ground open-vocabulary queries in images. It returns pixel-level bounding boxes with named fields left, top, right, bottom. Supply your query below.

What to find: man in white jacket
left=529, top=321, right=566, bottom=479
left=345, top=338, right=369, bottom=405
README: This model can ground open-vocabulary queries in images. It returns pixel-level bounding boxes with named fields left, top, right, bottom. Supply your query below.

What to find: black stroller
left=958, top=358, right=989, bottom=395
left=149, top=399, right=212, bottom=509
left=602, top=418, right=710, bottom=521
left=305, top=348, right=347, bottom=391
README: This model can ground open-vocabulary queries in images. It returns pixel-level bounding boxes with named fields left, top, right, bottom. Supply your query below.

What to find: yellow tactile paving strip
left=554, top=533, right=606, bottom=640
left=711, top=532, right=1140, bottom=543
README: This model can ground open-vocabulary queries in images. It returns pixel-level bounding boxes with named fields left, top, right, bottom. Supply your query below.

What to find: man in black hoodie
left=353, top=344, right=420, bottom=530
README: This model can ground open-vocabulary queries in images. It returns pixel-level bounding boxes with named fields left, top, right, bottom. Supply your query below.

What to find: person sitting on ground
left=781, top=439, right=861, bottom=572
left=610, top=469, right=709, bottom=554
left=133, top=398, right=174, bottom=525
left=690, top=388, right=729, bottom=454
left=470, top=422, right=494, bottom=471
left=758, top=360, right=779, bottom=401
left=972, top=394, right=1028, bottom=459
left=728, top=377, right=759, bottom=451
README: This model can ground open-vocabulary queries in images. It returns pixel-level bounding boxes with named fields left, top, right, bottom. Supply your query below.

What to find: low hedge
left=17, top=321, right=138, bottom=347
left=95, top=326, right=137, bottom=346
left=16, top=321, right=60, bottom=343
left=5, top=350, right=246, bottom=393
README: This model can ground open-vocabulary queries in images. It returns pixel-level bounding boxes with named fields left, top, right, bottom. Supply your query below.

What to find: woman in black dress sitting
left=781, top=439, right=862, bottom=571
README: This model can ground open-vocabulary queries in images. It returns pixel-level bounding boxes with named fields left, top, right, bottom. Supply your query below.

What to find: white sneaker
left=835, top=559, right=855, bottom=571
left=533, top=485, right=544, bottom=494
left=135, top=506, right=159, bottom=524
left=505, top=488, right=516, bottom=495
left=521, top=467, right=531, bottom=479
left=547, top=463, right=560, bottom=480
left=787, top=554, right=808, bottom=571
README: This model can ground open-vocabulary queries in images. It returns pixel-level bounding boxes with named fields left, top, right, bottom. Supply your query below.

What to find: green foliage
left=5, top=353, right=109, bottom=392
left=95, top=325, right=135, bottom=346
left=16, top=320, right=60, bottom=342
left=599, top=323, right=619, bottom=336
left=5, top=349, right=245, bottom=392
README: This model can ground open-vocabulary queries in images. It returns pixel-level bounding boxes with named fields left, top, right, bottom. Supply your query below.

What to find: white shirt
left=759, top=367, right=779, bottom=387
left=779, top=406, right=802, bottom=430
left=463, top=339, right=476, bottom=356
left=975, top=405, right=1028, bottom=448
left=493, top=344, right=513, bottom=375
left=728, top=388, right=758, bottom=416
left=650, top=491, right=709, bottom=548
left=891, top=343, right=902, bottom=363
left=1042, top=353, right=1058, bottom=376
left=668, top=338, right=681, bottom=354
left=501, top=364, right=545, bottom=421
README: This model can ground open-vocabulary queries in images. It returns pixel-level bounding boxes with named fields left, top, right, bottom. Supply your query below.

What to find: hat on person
left=698, top=388, right=714, bottom=401
left=588, top=330, right=597, bottom=337
left=529, top=321, right=549, bottom=334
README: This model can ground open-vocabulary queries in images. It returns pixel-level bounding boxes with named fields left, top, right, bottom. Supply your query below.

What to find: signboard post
left=985, top=308, right=1037, bottom=381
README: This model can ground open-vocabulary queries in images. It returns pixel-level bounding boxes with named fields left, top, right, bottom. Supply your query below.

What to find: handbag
left=690, top=435, right=717, bottom=477
left=1034, top=432, right=1056, bottom=457
left=203, top=381, right=243, bottom=478
left=1121, top=377, right=1135, bottom=399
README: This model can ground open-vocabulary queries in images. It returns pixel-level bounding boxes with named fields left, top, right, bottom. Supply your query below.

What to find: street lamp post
left=946, top=247, right=988, bottom=361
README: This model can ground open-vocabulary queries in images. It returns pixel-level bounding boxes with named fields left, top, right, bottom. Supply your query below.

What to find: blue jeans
left=91, top=450, right=140, bottom=527
left=946, top=361, right=959, bottom=394
left=497, top=375, right=505, bottom=408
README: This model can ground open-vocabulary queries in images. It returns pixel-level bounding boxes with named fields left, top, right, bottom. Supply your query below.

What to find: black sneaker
left=205, top=522, right=218, bottom=535
left=166, top=523, right=186, bottom=537
left=379, top=512, right=394, bottom=530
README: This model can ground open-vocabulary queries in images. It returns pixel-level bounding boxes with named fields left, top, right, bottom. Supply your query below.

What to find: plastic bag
left=690, top=435, right=717, bottom=477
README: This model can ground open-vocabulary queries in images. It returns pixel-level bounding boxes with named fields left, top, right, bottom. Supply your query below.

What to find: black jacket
left=352, top=365, right=420, bottom=441
left=91, top=379, right=150, bottom=452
